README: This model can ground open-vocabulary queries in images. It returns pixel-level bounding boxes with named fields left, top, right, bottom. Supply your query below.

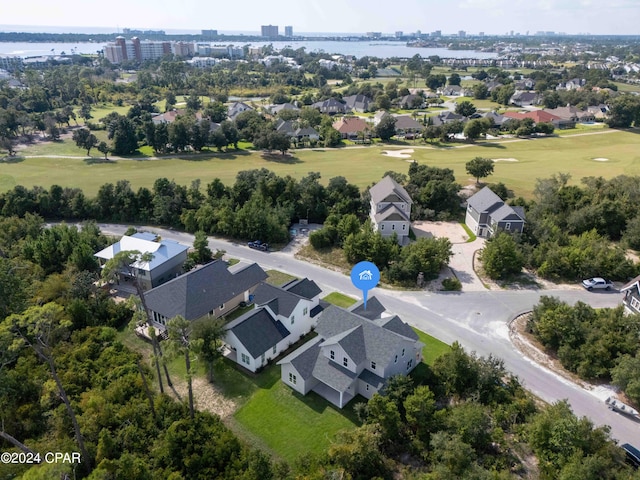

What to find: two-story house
left=369, top=175, right=413, bottom=245
left=95, top=232, right=189, bottom=291
left=224, top=278, right=322, bottom=372
left=621, top=275, right=640, bottom=315
left=278, top=301, right=424, bottom=408
left=465, top=186, right=526, bottom=238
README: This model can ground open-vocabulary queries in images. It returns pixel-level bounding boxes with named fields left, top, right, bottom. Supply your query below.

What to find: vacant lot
left=2, top=129, right=639, bottom=198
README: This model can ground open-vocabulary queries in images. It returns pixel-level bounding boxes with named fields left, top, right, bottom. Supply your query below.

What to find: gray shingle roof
left=349, top=296, right=385, bottom=320
left=253, top=282, right=308, bottom=318
left=490, top=204, right=525, bottom=222
left=358, top=368, right=385, bottom=388
left=316, top=305, right=417, bottom=366
left=374, top=203, right=410, bottom=223
left=278, top=337, right=322, bottom=379
left=144, top=261, right=267, bottom=321
left=370, top=175, right=412, bottom=205
left=376, top=315, right=419, bottom=341
left=312, top=355, right=357, bottom=391
left=228, top=307, right=290, bottom=358
left=321, top=325, right=367, bottom=364
left=283, top=278, right=322, bottom=300
left=466, top=186, right=504, bottom=213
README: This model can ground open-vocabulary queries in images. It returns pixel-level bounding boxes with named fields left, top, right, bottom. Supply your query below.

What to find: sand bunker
left=492, top=158, right=518, bottom=162
left=592, top=157, right=609, bottom=162
left=381, top=149, right=414, bottom=158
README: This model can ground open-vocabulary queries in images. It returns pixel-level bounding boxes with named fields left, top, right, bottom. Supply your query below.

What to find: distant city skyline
left=2, top=0, right=639, bottom=36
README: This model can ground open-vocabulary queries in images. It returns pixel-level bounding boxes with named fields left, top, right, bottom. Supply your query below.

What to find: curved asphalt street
left=99, top=224, right=637, bottom=445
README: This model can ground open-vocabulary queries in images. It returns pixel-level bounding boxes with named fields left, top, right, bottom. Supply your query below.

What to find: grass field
left=3, top=129, right=640, bottom=199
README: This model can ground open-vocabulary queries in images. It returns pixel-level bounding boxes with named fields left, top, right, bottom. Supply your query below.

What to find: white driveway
left=412, top=221, right=487, bottom=291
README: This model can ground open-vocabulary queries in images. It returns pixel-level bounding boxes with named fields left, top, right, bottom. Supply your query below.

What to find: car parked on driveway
left=582, top=277, right=613, bottom=291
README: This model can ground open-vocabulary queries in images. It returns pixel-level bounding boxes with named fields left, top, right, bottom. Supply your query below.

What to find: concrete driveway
left=412, top=221, right=487, bottom=291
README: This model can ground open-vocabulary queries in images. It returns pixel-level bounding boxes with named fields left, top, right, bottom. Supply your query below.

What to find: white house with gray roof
left=278, top=300, right=423, bottom=408
left=143, top=260, right=267, bottom=328
left=465, top=186, right=526, bottom=238
left=369, top=175, right=413, bottom=245
left=224, top=278, right=322, bottom=372
left=95, top=232, right=189, bottom=291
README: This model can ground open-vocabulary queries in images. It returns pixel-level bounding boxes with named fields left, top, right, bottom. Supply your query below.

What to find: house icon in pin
left=358, top=270, right=373, bottom=281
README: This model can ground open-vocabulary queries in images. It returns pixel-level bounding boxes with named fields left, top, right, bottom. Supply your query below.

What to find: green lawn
left=414, top=327, right=451, bottom=365
left=451, top=97, right=503, bottom=110
left=265, top=269, right=297, bottom=286
left=233, top=364, right=360, bottom=463
left=322, top=292, right=357, bottom=308
left=4, top=129, right=640, bottom=199
left=613, top=82, right=640, bottom=93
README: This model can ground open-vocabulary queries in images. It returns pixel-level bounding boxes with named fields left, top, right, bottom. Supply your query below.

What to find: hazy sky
left=3, top=0, right=639, bottom=35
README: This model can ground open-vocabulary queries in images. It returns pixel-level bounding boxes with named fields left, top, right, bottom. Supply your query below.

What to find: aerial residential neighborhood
left=3, top=4, right=640, bottom=478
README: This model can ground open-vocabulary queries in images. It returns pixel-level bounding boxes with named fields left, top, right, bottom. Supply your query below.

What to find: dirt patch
left=492, top=157, right=518, bottom=162
left=381, top=148, right=414, bottom=158
left=167, top=376, right=237, bottom=419
left=412, top=221, right=469, bottom=243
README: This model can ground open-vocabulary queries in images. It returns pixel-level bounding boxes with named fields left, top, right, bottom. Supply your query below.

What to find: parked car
left=247, top=240, right=269, bottom=251
left=581, top=277, right=613, bottom=291
left=622, top=443, right=640, bottom=469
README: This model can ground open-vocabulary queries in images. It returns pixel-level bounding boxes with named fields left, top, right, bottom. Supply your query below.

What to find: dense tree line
left=321, top=343, right=636, bottom=479
left=528, top=296, right=640, bottom=395
left=481, top=173, right=640, bottom=281
left=0, top=170, right=367, bottom=244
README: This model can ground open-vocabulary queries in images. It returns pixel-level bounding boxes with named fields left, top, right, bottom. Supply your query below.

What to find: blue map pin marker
left=350, top=261, right=380, bottom=309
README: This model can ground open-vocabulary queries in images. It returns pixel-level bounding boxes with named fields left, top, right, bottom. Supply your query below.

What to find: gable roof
left=144, top=260, right=267, bottom=320
left=94, top=235, right=188, bottom=272
left=349, top=296, right=386, bottom=320
left=294, top=126, right=319, bottom=137
left=393, top=115, right=423, bottom=130
left=332, top=116, right=369, bottom=134
left=227, top=307, right=290, bottom=358
left=370, top=175, right=412, bottom=205
left=278, top=337, right=322, bottom=379
left=253, top=282, right=310, bottom=318
left=312, top=98, right=346, bottom=112
left=467, top=186, right=505, bottom=213
left=267, top=103, right=299, bottom=115
left=374, top=203, right=410, bottom=223
left=343, top=94, right=373, bottom=111
left=375, top=315, right=419, bottom=341
left=282, top=278, right=322, bottom=299
left=503, top=110, right=560, bottom=123
left=316, top=305, right=418, bottom=366
left=276, top=119, right=295, bottom=134
left=621, top=274, right=640, bottom=293
left=490, top=204, right=525, bottom=222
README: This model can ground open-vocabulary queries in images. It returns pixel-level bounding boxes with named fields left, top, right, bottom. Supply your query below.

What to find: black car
left=247, top=240, right=269, bottom=251
left=622, top=443, right=640, bottom=468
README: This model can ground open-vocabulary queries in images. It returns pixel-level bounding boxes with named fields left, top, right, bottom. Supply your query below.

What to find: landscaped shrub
left=441, top=277, right=462, bottom=291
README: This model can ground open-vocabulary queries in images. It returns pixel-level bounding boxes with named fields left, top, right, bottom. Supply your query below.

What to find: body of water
left=0, top=40, right=498, bottom=59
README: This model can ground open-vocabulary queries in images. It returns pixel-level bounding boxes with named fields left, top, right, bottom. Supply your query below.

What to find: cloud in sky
left=2, top=0, right=638, bottom=34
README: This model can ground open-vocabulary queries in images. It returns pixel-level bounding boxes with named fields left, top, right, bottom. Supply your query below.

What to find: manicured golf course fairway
left=2, top=128, right=639, bottom=198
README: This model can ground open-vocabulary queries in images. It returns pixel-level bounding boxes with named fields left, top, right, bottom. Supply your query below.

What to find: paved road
left=100, top=224, right=638, bottom=444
